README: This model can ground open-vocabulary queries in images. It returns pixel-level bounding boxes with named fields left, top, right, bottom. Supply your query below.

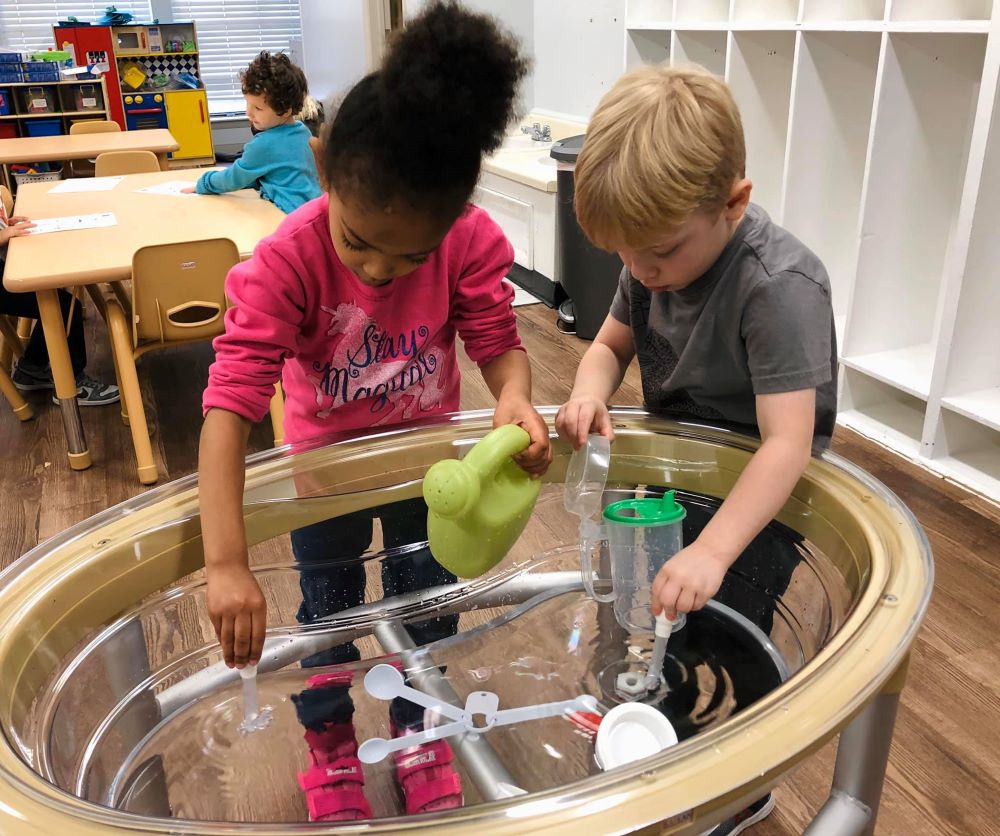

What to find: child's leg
left=379, top=497, right=459, bottom=730
left=290, top=511, right=377, bottom=822
left=13, top=289, right=86, bottom=378
left=377, top=497, right=464, bottom=813
left=290, top=510, right=374, bottom=727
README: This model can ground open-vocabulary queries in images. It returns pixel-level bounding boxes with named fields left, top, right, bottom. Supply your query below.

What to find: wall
left=532, top=0, right=625, bottom=121
left=299, top=0, right=369, bottom=105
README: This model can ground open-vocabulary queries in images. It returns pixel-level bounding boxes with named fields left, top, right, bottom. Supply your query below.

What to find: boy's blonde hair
left=575, top=65, right=746, bottom=250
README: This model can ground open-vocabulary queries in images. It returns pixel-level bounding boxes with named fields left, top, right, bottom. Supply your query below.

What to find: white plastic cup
left=594, top=702, right=678, bottom=770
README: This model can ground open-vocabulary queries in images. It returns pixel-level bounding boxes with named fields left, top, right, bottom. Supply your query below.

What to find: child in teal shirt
left=191, top=52, right=321, bottom=214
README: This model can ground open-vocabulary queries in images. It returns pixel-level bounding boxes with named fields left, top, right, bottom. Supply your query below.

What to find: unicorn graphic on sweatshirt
left=308, top=302, right=448, bottom=423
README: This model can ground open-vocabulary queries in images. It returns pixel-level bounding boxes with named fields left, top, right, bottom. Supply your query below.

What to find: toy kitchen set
left=55, top=20, right=214, bottom=165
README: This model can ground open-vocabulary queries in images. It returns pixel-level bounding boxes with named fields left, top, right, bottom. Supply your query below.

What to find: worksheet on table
left=47, top=177, right=124, bottom=194
left=28, top=212, right=118, bottom=235
left=134, top=180, right=197, bottom=197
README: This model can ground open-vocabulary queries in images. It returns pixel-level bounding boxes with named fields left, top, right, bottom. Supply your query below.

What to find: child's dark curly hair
left=322, top=0, right=529, bottom=222
left=241, top=52, right=308, bottom=116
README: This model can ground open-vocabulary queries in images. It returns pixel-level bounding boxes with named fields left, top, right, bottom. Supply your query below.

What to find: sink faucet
left=520, top=122, right=552, bottom=142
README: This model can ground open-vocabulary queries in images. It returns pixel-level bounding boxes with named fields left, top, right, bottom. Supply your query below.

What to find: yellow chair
left=68, top=120, right=121, bottom=178
left=0, top=187, right=35, bottom=376
left=94, top=150, right=160, bottom=177
left=70, top=119, right=120, bottom=134
left=105, top=238, right=285, bottom=484
left=0, top=317, right=33, bottom=422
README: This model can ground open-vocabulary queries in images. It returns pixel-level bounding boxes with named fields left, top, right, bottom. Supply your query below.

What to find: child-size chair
left=69, top=120, right=121, bottom=178
left=94, top=150, right=160, bottom=177
left=0, top=317, right=33, bottom=421
left=0, top=185, right=36, bottom=378
left=104, top=238, right=284, bottom=484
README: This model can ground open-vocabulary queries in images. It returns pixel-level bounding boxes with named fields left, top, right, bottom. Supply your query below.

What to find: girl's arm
left=200, top=243, right=304, bottom=666
left=199, top=408, right=266, bottom=668
left=481, top=349, right=551, bottom=475
left=453, top=212, right=552, bottom=474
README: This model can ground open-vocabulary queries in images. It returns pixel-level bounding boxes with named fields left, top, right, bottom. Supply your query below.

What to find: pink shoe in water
left=297, top=722, right=372, bottom=821
left=390, top=721, right=464, bottom=814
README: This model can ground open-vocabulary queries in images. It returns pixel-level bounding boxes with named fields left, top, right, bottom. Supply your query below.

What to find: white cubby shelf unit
left=624, top=0, right=1000, bottom=502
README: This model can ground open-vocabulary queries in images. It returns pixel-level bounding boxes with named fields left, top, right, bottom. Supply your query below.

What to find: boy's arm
left=196, top=141, right=265, bottom=196
left=199, top=409, right=265, bottom=668
left=651, top=387, right=815, bottom=619
left=556, top=314, right=635, bottom=448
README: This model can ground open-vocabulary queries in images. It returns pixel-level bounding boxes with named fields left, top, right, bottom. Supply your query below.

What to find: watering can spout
left=423, top=424, right=542, bottom=578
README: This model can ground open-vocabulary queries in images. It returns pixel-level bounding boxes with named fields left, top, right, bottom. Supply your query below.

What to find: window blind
left=0, top=2, right=154, bottom=54
left=168, top=0, right=303, bottom=112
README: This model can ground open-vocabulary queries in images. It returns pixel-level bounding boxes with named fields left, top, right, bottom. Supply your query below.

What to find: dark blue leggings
left=289, top=497, right=458, bottom=731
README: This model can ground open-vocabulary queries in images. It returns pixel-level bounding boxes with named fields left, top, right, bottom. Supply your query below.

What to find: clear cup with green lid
left=602, top=491, right=687, bottom=632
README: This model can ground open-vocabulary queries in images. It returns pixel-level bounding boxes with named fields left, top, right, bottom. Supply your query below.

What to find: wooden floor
left=1, top=302, right=998, bottom=835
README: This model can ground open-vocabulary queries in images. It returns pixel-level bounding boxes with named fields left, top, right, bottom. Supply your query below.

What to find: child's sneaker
left=12, top=364, right=56, bottom=392
left=13, top=364, right=120, bottom=407
left=296, top=721, right=372, bottom=822
left=390, top=721, right=463, bottom=814
left=707, top=794, right=775, bottom=834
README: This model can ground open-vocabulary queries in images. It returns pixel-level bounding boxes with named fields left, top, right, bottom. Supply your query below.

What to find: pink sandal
left=297, top=722, right=373, bottom=821
left=391, top=724, right=464, bottom=814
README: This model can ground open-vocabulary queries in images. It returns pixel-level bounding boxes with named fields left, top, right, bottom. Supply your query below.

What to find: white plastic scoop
left=643, top=612, right=679, bottom=690
left=237, top=664, right=272, bottom=733
left=358, top=664, right=598, bottom=763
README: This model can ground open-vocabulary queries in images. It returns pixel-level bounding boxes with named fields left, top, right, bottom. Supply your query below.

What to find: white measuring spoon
left=358, top=664, right=600, bottom=763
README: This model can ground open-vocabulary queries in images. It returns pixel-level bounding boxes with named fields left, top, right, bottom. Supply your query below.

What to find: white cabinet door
left=473, top=185, right=534, bottom=271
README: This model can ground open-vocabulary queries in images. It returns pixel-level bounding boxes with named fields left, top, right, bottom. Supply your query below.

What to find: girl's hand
left=206, top=563, right=267, bottom=668
left=555, top=395, right=614, bottom=450
left=180, top=186, right=196, bottom=194
left=494, top=393, right=552, bottom=476
left=0, top=219, right=36, bottom=244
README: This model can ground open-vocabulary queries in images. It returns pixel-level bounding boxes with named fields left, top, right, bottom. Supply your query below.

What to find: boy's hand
left=555, top=395, right=614, bottom=450
left=180, top=186, right=196, bottom=194
left=494, top=393, right=552, bottom=476
left=206, top=562, right=266, bottom=668
left=0, top=219, right=36, bottom=243
left=650, top=539, right=730, bottom=620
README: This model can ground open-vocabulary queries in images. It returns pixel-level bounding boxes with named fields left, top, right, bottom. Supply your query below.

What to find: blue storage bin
left=0, top=89, right=10, bottom=116
left=24, top=119, right=62, bottom=138
left=0, top=53, right=23, bottom=64
left=21, top=63, right=61, bottom=82
left=0, top=69, right=22, bottom=83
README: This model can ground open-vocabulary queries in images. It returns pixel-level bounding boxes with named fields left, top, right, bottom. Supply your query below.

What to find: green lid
left=602, top=490, right=686, bottom=526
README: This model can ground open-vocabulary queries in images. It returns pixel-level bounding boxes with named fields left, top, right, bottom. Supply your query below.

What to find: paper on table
left=48, top=177, right=124, bottom=194
left=28, top=212, right=118, bottom=235
left=135, top=180, right=197, bottom=197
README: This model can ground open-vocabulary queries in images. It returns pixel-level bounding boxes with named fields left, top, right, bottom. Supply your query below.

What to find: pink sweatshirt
left=203, top=194, right=522, bottom=445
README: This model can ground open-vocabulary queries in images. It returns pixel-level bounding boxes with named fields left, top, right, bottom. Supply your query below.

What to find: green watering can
left=423, top=424, right=541, bottom=578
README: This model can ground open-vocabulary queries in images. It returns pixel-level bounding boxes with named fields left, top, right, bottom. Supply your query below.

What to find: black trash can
left=551, top=134, right=623, bottom=341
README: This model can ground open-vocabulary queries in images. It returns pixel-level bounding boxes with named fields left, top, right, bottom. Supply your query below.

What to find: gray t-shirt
left=609, top=204, right=838, bottom=450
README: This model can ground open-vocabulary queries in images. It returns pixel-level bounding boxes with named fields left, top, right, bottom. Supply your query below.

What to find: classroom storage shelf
left=0, top=78, right=109, bottom=141
left=622, top=0, right=1000, bottom=501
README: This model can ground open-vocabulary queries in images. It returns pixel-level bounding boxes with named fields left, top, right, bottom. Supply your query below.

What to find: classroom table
left=0, top=129, right=180, bottom=188
left=3, top=167, right=285, bottom=472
